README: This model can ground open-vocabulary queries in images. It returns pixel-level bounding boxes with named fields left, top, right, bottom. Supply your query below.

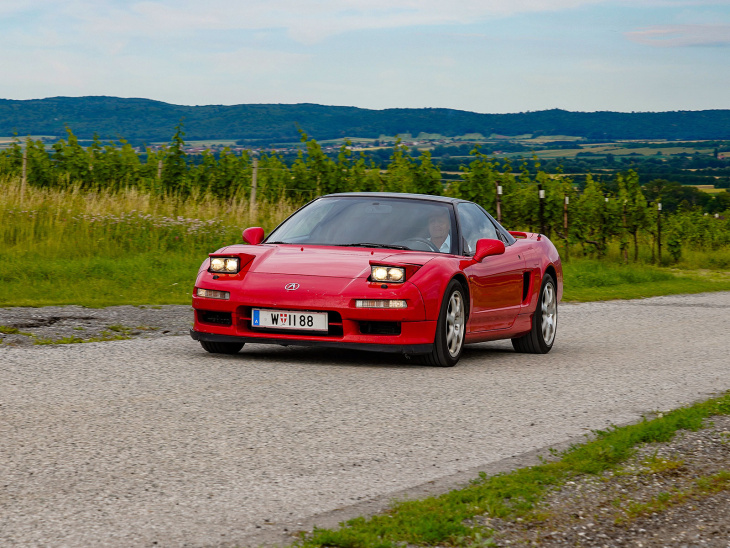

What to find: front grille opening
left=198, top=310, right=232, bottom=326
left=359, top=321, right=401, bottom=336
left=328, top=312, right=344, bottom=337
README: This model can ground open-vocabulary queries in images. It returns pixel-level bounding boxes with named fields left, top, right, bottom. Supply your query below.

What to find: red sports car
left=191, top=193, right=562, bottom=366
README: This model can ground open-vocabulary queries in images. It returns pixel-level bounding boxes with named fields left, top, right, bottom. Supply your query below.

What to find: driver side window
left=457, top=203, right=498, bottom=255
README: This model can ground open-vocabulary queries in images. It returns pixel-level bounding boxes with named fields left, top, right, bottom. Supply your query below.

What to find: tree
left=161, top=121, right=189, bottom=195
left=384, top=139, right=415, bottom=193
left=52, top=126, right=91, bottom=186
left=617, top=170, right=649, bottom=261
left=412, top=151, right=442, bottom=195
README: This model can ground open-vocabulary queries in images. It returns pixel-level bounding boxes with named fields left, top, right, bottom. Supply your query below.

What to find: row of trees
left=1, top=127, right=729, bottom=262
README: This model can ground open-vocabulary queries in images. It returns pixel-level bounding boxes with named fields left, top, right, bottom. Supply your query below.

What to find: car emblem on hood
left=285, top=283, right=300, bottom=291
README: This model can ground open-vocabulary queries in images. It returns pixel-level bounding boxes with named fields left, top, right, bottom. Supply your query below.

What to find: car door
left=458, top=203, right=526, bottom=332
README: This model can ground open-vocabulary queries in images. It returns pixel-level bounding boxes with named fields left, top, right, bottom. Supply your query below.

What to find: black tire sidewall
left=433, top=280, right=466, bottom=367
left=534, top=274, right=556, bottom=353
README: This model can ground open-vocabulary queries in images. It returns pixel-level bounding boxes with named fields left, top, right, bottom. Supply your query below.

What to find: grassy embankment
left=289, top=392, right=730, bottom=548
left=1, top=178, right=729, bottom=307
left=0, top=178, right=292, bottom=307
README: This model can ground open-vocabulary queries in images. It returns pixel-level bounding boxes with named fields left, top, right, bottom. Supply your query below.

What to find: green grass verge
left=2, top=256, right=729, bottom=308
left=0, top=252, right=203, bottom=307
left=293, top=392, right=730, bottom=548
left=562, top=260, right=730, bottom=302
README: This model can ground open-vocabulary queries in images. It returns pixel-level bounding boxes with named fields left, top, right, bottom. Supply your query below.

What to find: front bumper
left=191, top=272, right=437, bottom=355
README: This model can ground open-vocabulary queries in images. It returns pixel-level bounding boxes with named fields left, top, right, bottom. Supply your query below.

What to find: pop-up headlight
left=209, top=257, right=240, bottom=274
left=370, top=266, right=406, bottom=283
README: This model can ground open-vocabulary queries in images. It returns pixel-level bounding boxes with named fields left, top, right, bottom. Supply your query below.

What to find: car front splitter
left=190, top=329, right=432, bottom=355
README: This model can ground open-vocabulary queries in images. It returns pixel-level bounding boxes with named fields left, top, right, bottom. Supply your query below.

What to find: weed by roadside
left=32, top=331, right=132, bottom=345
left=0, top=325, right=32, bottom=336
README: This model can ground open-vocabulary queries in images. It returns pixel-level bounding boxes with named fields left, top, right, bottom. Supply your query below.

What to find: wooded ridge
left=1, top=96, right=730, bottom=143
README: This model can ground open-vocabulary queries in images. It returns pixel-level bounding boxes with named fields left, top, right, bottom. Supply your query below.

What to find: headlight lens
left=209, top=256, right=240, bottom=273
left=370, top=266, right=406, bottom=283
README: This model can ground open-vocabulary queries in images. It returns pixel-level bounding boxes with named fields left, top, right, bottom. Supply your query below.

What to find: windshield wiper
left=337, top=242, right=411, bottom=250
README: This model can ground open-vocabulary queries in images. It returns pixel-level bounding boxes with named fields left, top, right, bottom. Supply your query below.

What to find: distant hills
left=1, top=96, right=729, bottom=143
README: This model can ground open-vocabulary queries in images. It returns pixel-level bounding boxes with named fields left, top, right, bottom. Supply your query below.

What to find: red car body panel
left=191, top=194, right=562, bottom=356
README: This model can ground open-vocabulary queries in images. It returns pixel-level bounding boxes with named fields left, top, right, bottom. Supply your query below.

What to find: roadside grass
left=32, top=331, right=132, bottom=345
left=0, top=325, right=32, bottom=335
left=1, top=178, right=729, bottom=307
left=561, top=260, right=730, bottom=302
left=0, top=252, right=205, bottom=306
left=293, top=392, right=730, bottom=548
left=0, top=178, right=296, bottom=307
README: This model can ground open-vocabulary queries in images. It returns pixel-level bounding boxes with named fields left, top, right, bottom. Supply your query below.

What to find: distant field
left=0, top=135, right=57, bottom=149
left=521, top=135, right=584, bottom=143
left=166, top=139, right=240, bottom=147
left=513, top=144, right=714, bottom=160
left=692, top=184, right=727, bottom=194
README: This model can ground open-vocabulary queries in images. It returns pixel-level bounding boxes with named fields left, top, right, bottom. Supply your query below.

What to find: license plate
left=252, top=309, right=328, bottom=331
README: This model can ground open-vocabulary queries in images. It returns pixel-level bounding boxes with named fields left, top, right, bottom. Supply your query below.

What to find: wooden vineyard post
left=250, top=157, right=259, bottom=224
left=622, top=199, right=628, bottom=264
left=563, top=195, right=569, bottom=262
left=657, top=202, right=662, bottom=264
left=21, top=146, right=27, bottom=204
left=495, top=181, right=502, bottom=223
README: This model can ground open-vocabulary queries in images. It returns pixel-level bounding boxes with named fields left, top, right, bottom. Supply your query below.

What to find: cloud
left=626, top=24, right=730, bottom=47
left=7, top=0, right=728, bottom=47
left=11, top=0, right=612, bottom=45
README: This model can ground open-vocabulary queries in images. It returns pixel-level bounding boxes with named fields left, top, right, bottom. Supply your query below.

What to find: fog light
left=355, top=299, right=407, bottom=309
left=196, top=288, right=230, bottom=300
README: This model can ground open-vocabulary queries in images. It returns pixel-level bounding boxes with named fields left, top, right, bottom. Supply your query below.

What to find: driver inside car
left=427, top=209, right=451, bottom=253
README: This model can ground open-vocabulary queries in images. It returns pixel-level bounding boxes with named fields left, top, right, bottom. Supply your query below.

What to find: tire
left=200, top=340, right=244, bottom=354
left=512, top=273, right=557, bottom=354
left=420, top=280, right=467, bottom=367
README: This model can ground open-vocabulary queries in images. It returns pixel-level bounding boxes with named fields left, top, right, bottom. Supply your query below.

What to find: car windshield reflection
left=266, top=196, right=457, bottom=254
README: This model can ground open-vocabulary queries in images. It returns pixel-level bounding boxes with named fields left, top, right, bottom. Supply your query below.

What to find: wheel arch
left=544, top=264, right=557, bottom=286
left=451, top=273, right=471, bottom=320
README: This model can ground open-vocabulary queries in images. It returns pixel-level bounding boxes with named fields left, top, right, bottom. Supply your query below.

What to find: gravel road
left=1, top=293, right=729, bottom=547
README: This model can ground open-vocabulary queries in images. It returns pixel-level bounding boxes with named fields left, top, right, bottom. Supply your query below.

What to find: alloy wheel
left=541, top=281, right=557, bottom=346
left=445, top=291, right=465, bottom=357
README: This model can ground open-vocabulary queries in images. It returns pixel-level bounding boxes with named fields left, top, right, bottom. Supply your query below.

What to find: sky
left=0, top=0, right=729, bottom=113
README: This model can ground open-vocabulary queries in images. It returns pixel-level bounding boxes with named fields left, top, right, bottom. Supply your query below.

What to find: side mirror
left=242, top=227, right=265, bottom=245
left=473, top=238, right=505, bottom=262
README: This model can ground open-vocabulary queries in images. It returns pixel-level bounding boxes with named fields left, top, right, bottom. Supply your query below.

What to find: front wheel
left=200, top=340, right=244, bottom=354
left=512, top=273, right=557, bottom=354
left=420, top=280, right=466, bottom=367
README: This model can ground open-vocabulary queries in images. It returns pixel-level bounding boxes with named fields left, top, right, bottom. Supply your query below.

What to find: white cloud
left=17, top=0, right=612, bottom=45
left=626, top=24, right=730, bottom=46
left=7, top=0, right=729, bottom=47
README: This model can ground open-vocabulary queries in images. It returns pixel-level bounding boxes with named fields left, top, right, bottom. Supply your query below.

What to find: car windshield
left=266, top=196, right=457, bottom=253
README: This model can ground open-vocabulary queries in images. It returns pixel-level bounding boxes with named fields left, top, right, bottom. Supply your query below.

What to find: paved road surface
left=1, top=293, right=728, bottom=547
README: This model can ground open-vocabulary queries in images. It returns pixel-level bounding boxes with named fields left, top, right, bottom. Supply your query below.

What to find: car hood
left=223, top=244, right=437, bottom=278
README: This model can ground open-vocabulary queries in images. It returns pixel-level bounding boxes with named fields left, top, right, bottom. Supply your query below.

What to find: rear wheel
left=200, top=340, right=244, bottom=354
left=512, top=273, right=557, bottom=354
left=420, top=280, right=466, bottom=367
